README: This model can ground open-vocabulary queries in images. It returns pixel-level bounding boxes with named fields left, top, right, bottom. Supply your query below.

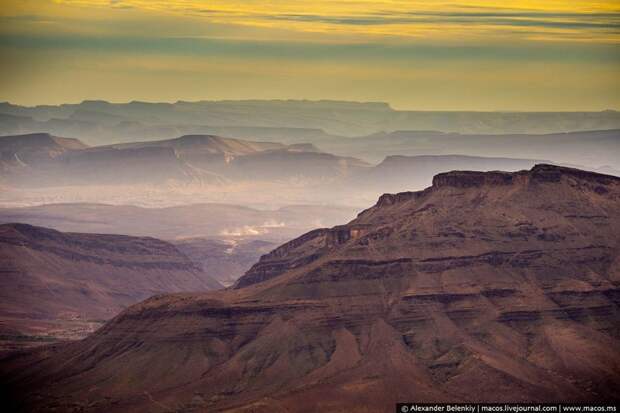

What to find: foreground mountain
left=2, top=164, right=619, bottom=412
left=0, top=223, right=222, bottom=351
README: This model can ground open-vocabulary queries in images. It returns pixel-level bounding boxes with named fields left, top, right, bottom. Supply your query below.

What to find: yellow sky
left=1, top=0, right=618, bottom=41
left=0, top=0, right=619, bottom=109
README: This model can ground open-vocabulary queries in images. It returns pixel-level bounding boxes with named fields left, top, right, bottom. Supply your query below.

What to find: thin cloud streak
left=265, top=13, right=620, bottom=30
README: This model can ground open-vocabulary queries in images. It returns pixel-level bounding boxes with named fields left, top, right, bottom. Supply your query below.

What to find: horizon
left=2, top=98, right=619, bottom=113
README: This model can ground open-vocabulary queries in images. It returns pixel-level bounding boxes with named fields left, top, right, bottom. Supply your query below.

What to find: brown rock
left=2, top=165, right=619, bottom=412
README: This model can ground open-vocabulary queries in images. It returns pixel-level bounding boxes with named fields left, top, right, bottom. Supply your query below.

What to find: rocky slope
left=0, top=223, right=222, bottom=350
left=2, top=165, right=619, bottom=412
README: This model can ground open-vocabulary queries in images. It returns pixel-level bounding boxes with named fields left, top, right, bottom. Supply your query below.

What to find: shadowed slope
left=0, top=223, right=222, bottom=349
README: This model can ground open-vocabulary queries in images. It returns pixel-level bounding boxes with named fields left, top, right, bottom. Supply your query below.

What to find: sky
left=0, top=0, right=619, bottom=110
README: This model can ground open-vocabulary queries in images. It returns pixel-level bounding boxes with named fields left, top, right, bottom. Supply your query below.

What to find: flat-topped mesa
left=376, top=165, right=619, bottom=208
left=374, top=169, right=523, bottom=209
left=529, top=163, right=620, bottom=184
left=433, top=164, right=620, bottom=189
left=432, top=170, right=515, bottom=188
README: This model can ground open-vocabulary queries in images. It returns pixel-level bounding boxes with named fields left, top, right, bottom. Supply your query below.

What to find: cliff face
left=2, top=165, right=620, bottom=412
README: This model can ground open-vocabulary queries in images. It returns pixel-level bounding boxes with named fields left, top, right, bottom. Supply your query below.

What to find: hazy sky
left=1, top=0, right=619, bottom=110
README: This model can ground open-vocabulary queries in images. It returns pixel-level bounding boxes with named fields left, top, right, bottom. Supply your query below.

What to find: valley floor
left=0, top=317, right=104, bottom=353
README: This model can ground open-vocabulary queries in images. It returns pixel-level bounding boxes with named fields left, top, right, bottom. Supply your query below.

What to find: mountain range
left=0, top=133, right=366, bottom=188
left=2, top=164, right=618, bottom=411
left=321, top=129, right=620, bottom=168
left=3, top=131, right=618, bottom=209
left=2, top=100, right=620, bottom=144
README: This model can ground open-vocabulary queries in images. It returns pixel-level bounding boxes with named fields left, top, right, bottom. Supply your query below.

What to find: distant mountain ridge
left=321, top=129, right=620, bottom=167
left=1, top=130, right=618, bottom=208
left=1, top=100, right=619, bottom=145
left=0, top=132, right=366, bottom=187
left=105, top=134, right=289, bottom=154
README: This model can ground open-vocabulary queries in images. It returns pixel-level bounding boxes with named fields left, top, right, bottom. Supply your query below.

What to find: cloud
left=2, top=30, right=617, bottom=65
left=109, top=1, right=133, bottom=10
left=266, top=12, right=620, bottom=31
